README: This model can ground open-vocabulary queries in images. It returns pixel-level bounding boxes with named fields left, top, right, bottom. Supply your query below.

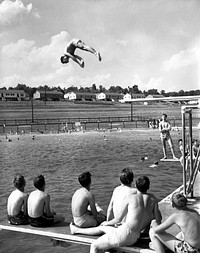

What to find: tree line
left=0, top=83, right=200, bottom=98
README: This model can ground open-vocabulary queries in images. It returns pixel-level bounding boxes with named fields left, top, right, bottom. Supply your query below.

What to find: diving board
left=160, top=158, right=180, bottom=162
left=0, top=221, right=154, bottom=253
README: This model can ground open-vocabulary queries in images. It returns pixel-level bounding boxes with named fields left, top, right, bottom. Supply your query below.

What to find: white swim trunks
left=73, top=213, right=97, bottom=228
left=105, top=224, right=140, bottom=247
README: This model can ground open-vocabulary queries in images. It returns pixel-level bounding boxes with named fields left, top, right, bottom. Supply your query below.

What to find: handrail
left=181, top=104, right=200, bottom=197
left=187, top=148, right=200, bottom=194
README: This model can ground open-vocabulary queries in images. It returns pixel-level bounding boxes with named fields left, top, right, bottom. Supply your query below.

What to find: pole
left=181, top=106, right=186, bottom=196
left=31, top=97, right=34, bottom=123
left=45, top=86, right=47, bottom=106
left=188, top=110, right=193, bottom=197
left=131, top=102, right=133, bottom=121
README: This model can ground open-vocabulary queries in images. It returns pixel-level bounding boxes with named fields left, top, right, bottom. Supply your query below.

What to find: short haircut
left=13, top=174, right=26, bottom=189
left=34, top=175, right=45, bottom=190
left=78, top=172, right=91, bottom=187
left=172, top=192, right=187, bottom=209
left=136, top=176, right=150, bottom=193
left=60, top=55, right=69, bottom=63
left=120, top=168, right=134, bottom=186
left=178, top=139, right=182, bottom=143
left=162, top=114, right=167, bottom=118
left=60, top=56, right=65, bottom=63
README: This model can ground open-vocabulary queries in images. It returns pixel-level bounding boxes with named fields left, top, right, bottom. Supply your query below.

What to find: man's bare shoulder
left=113, top=185, right=122, bottom=193
left=30, top=190, right=48, bottom=199
left=146, top=193, right=158, bottom=201
left=127, top=192, right=142, bottom=206
left=74, top=188, right=92, bottom=198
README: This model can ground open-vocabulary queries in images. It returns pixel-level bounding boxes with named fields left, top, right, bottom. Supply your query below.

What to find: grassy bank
left=0, top=100, right=184, bottom=121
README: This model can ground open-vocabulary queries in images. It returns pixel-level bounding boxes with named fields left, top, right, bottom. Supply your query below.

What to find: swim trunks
left=160, top=132, right=170, bottom=140
left=65, top=39, right=84, bottom=54
left=28, top=215, right=54, bottom=227
left=105, top=224, right=140, bottom=247
left=174, top=240, right=200, bottom=253
left=73, top=213, right=97, bottom=228
left=7, top=211, right=29, bottom=225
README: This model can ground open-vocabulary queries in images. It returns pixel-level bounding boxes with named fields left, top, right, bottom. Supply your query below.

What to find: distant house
left=123, top=93, right=145, bottom=100
left=65, top=92, right=96, bottom=101
left=33, top=90, right=64, bottom=101
left=145, top=94, right=165, bottom=104
left=119, top=93, right=145, bottom=103
left=97, top=92, right=124, bottom=101
left=0, top=89, right=27, bottom=101
left=146, top=94, right=164, bottom=99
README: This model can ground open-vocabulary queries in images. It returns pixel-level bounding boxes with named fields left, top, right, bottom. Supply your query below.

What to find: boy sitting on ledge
left=28, top=174, right=64, bottom=227
left=7, top=174, right=29, bottom=225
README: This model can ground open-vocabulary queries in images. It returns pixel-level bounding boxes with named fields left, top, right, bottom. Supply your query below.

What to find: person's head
left=78, top=171, right=91, bottom=188
left=136, top=176, right=150, bottom=193
left=60, top=55, right=69, bottom=64
left=33, top=174, right=45, bottom=190
left=178, top=139, right=183, bottom=146
left=193, top=139, right=199, bottom=147
left=162, top=114, right=167, bottom=120
left=120, top=168, right=134, bottom=186
left=13, top=174, right=26, bottom=190
left=171, top=192, right=187, bottom=209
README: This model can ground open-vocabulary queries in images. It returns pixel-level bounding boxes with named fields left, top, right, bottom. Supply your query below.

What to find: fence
left=0, top=115, right=188, bottom=135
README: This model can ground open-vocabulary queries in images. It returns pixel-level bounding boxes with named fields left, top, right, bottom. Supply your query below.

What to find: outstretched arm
left=151, top=213, right=176, bottom=234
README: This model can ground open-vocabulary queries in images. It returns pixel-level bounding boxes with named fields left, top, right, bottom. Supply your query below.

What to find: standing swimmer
left=159, top=114, right=178, bottom=160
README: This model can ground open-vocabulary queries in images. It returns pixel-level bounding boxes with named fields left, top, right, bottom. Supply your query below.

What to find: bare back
left=112, top=185, right=137, bottom=219
left=175, top=210, right=200, bottom=248
left=72, top=188, right=96, bottom=217
left=141, top=193, right=161, bottom=229
left=124, top=192, right=145, bottom=231
left=28, top=189, right=51, bottom=218
left=7, top=189, right=28, bottom=216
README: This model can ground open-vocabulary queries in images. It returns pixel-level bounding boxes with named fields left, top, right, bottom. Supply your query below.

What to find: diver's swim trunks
left=160, top=132, right=170, bottom=141
left=105, top=223, right=140, bottom=247
left=7, top=211, right=29, bottom=225
left=29, top=215, right=54, bottom=227
left=73, top=213, right=97, bottom=228
left=174, top=240, right=200, bottom=253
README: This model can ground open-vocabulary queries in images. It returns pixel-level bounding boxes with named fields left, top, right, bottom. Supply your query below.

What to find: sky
left=0, top=0, right=200, bottom=92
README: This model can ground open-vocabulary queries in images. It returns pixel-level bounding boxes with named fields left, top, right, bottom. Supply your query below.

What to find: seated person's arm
left=88, top=193, right=98, bottom=218
left=152, top=213, right=176, bottom=233
left=106, top=195, right=114, bottom=221
left=23, top=194, right=28, bottom=216
left=44, top=194, right=53, bottom=217
left=153, top=200, right=162, bottom=224
left=102, top=199, right=128, bottom=226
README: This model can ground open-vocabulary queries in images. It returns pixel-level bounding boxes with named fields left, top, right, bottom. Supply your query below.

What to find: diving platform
left=0, top=220, right=153, bottom=253
left=0, top=172, right=199, bottom=252
left=159, top=171, right=200, bottom=236
left=1, top=172, right=199, bottom=252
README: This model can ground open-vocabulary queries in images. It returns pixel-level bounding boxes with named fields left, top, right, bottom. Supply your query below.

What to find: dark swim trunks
left=29, top=214, right=54, bottom=227
left=7, top=211, right=29, bottom=225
